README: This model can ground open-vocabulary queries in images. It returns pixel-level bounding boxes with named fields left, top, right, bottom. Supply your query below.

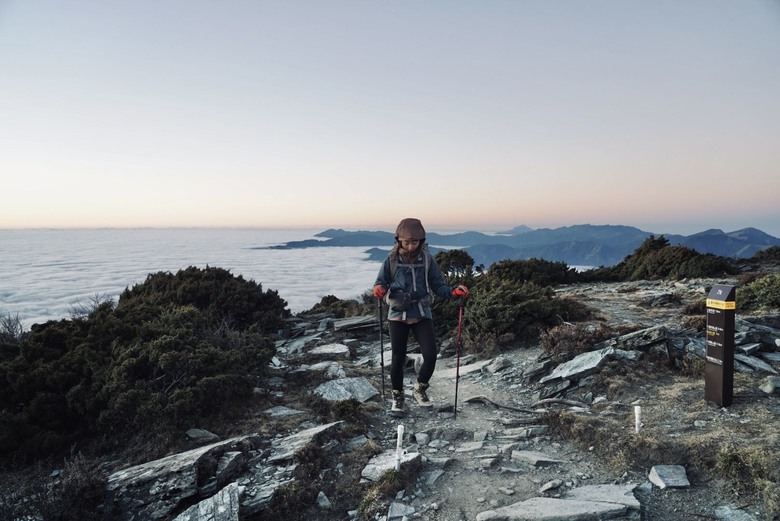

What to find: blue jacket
left=374, top=250, right=454, bottom=321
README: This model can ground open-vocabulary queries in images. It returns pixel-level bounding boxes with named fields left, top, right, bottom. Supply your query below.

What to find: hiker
left=373, top=218, right=469, bottom=417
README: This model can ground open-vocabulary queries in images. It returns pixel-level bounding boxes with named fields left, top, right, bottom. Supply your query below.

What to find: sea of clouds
left=0, top=228, right=383, bottom=329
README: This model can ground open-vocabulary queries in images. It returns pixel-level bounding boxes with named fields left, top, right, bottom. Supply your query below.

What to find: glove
left=452, top=285, right=469, bottom=299
left=373, top=284, right=388, bottom=298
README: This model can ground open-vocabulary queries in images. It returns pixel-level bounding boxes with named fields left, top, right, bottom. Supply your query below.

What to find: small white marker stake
left=395, top=424, right=404, bottom=471
left=634, top=405, right=642, bottom=433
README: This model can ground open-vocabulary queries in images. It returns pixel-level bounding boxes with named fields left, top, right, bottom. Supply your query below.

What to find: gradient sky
left=1, top=1, right=779, bottom=236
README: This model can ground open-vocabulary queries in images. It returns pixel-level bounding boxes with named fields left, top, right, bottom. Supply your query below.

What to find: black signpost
left=705, top=285, right=735, bottom=407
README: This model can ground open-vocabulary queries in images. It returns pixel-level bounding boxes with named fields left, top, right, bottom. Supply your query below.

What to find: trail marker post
left=705, top=284, right=735, bottom=407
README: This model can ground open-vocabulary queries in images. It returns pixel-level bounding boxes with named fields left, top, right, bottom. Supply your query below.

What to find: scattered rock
left=648, top=465, right=690, bottom=489
left=313, top=376, right=379, bottom=402
left=361, top=450, right=423, bottom=482
left=759, top=376, right=780, bottom=394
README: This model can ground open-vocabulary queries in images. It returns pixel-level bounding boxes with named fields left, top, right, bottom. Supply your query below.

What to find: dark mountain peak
left=726, top=227, right=777, bottom=244
left=689, top=228, right=726, bottom=237
left=316, top=228, right=357, bottom=238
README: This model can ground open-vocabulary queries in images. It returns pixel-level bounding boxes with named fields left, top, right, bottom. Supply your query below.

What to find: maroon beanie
left=395, top=218, right=426, bottom=240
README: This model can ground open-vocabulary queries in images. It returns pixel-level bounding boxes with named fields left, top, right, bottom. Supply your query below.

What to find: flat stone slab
left=455, top=441, right=484, bottom=452
left=563, top=484, right=640, bottom=510
left=308, top=342, right=351, bottom=359
left=331, top=315, right=376, bottom=331
left=760, top=352, right=780, bottom=364
left=172, top=482, right=240, bottom=521
left=291, top=361, right=346, bottom=379
left=714, top=504, right=760, bottom=521
left=313, top=377, right=379, bottom=402
left=361, top=450, right=422, bottom=481
left=268, top=421, right=343, bottom=464
left=540, top=347, right=615, bottom=383
left=510, top=450, right=567, bottom=467
left=263, top=406, right=306, bottom=417
left=649, top=465, right=690, bottom=489
left=734, top=353, right=778, bottom=374
left=476, top=496, right=629, bottom=521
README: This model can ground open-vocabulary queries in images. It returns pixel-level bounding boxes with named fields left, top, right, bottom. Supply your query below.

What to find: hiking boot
left=390, top=390, right=406, bottom=417
left=413, top=381, right=432, bottom=407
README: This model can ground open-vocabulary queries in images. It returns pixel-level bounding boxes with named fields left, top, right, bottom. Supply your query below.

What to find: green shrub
left=738, top=273, right=780, bottom=312
left=0, top=313, right=25, bottom=345
left=0, top=454, right=112, bottom=521
left=584, top=236, right=738, bottom=281
left=540, top=323, right=614, bottom=365
left=460, top=257, right=593, bottom=349
left=0, top=266, right=284, bottom=464
left=465, top=280, right=590, bottom=348
left=752, top=245, right=780, bottom=263
left=485, top=258, right=579, bottom=286
left=430, top=250, right=477, bottom=337
left=117, top=266, right=289, bottom=332
left=435, top=248, right=476, bottom=278
left=300, top=294, right=373, bottom=318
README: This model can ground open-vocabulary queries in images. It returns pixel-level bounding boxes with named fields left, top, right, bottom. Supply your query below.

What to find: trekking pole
left=454, top=297, right=465, bottom=419
left=378, top=297, right=386, bottom=400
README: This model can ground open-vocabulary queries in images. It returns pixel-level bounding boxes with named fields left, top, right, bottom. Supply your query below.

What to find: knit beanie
left=395, top=218, right=426, bottom=240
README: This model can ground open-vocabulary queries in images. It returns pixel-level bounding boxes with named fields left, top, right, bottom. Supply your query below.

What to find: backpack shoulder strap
left=390, top=247, right=432, bottom=293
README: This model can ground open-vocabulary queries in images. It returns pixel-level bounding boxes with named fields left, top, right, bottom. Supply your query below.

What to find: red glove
left=452, top=285, right=469, bottom=299
left=373, top=284, right=388, bottom=298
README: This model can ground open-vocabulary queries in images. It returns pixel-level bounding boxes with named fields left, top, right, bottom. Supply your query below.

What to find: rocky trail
left=102, top=277, right=780, bottom=521
left=349, top=277, right=778, bottom=521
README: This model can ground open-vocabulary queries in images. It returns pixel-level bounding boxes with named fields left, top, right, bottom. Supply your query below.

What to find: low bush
left=580, top=236, right=738, bottom=282
left=737, top=273, right=780, bottom=312
left=300, top=294, right=373, bottom=318
left=751, top=245, right=780, bottom=263
left=0, top=267, right=285, bottom=465
left=0, top=453, right=111, bottom=521
left=539, top=323, right=615, bottom=365
left=464, top=280, right=592, bottom=349
left=485, top=257, right=579, bottom=286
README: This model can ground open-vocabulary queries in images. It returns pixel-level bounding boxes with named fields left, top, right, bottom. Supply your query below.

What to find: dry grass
left=544, top=352, right=780, bottom=517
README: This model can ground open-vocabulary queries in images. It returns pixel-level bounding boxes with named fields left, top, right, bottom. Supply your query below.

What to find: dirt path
left=368, top=346, right=634, bottom=520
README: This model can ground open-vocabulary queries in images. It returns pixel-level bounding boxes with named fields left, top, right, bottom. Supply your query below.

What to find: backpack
left=385, top=245, right=433, bottom=310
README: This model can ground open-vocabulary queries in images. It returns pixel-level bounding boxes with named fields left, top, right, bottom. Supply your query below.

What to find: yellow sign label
left=707, top=299, right=736, bottom=310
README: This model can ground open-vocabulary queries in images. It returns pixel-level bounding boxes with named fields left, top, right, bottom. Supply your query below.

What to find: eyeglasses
left=399, top=239, right=421, bottom=246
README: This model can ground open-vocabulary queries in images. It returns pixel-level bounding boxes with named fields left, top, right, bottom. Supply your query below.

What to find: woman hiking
left=373, top=218, right=469, bottom=417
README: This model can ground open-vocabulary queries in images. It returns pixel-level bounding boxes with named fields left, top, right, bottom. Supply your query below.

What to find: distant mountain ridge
left=264, top=225, right=780, bottom=268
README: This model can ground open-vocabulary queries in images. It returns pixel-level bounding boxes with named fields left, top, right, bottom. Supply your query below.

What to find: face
left=399, top=238, right=421, bottom=252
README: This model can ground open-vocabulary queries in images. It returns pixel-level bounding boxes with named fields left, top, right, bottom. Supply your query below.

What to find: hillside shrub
left=738, top=273, right=780, bottom=312
left=465, top=280, right=591, bottom=349
left=751, top=245, right=780, bottom=263
left=0, top=453, right=111, bottom=521
left=0, top=267, right=285, bottom=465
left=458, top=258, right=593, bottom=350
left=583, top=236, right=738, bottom=281
left=431, top=250, right=477, bottom=337
left=0, top=313, right=24, bottom=345
left=300, top=294, right=372, bottom=318
left=435, top=248, right=476, bottom=278
left=117, top=266, right=289, bottom=332
left=539, top=323, right=615, bottom=365
left=485, top=258, right=579, bottom=286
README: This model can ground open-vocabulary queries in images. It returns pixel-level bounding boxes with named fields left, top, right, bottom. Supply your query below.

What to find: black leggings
left=388, top=319, right=437, bottom=391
